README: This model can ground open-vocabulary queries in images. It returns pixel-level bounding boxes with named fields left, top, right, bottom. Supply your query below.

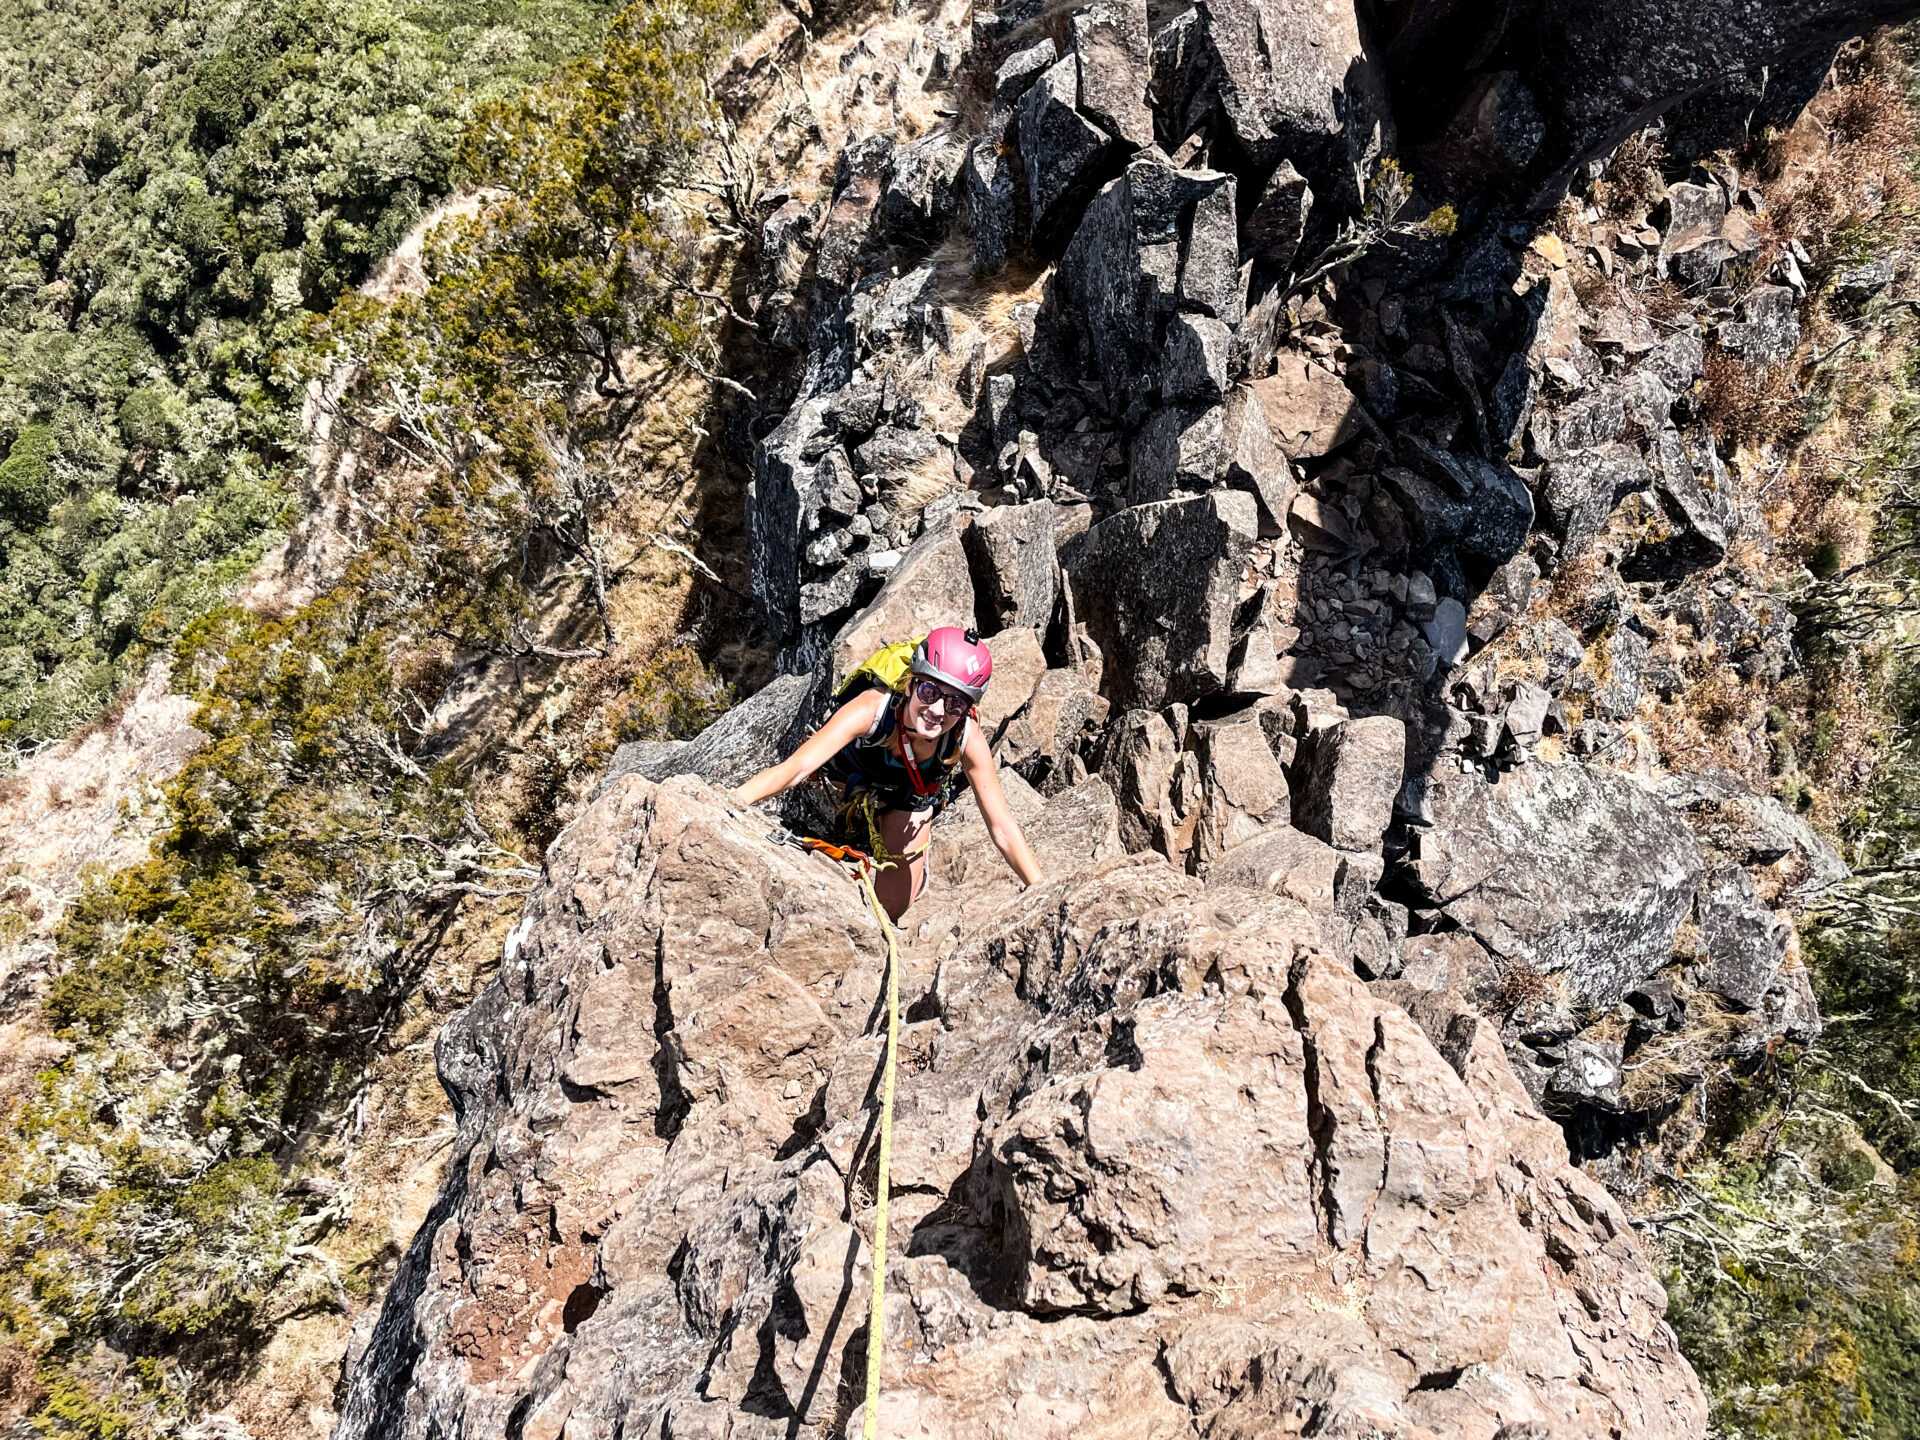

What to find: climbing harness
left=766, top=826, right=902, bottom=1440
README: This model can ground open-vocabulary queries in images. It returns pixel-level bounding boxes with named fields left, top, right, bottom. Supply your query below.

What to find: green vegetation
left=0, top=0, right=756, bottom=1429
left=0, top=0, right=618, bottom=760
left=1649, top=33, right=1920, bottom=1436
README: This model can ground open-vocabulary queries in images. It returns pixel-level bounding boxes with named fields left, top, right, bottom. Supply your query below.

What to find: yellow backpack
left=833, top=635, right=926, bottom=703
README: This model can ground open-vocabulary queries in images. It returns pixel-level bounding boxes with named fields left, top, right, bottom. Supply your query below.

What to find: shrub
left=0, top=0, right=620, bottom=760
left=0, top=428, right=60, bottom=527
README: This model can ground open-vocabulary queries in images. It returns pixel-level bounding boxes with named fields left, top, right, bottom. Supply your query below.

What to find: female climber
left=733, top=625, right=1044, bottom=921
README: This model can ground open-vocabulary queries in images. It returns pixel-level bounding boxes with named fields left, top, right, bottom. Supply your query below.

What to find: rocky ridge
left=337, top=773, right=1706, bottom=1439
left=338, top=0, right=1904, bottom=1431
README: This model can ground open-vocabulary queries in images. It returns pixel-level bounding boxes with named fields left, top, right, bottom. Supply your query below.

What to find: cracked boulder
left=830, top=513, right=976, bottom=686
left=1694, top=864, right=1792, bottom=1010
left=1059, top=153, right=1238, bottom=423
left=1065, top=491, right=1258, bottom=711
left=1291, top=715, right=1406, bottom=854
left=1412, top=761, right=1706, bottom=1008
left=1188, top=0, right=1395, bottom=209
left=1018, top=55, right=1129, bottom=244
left=962, top=499, right=1057, bottom=636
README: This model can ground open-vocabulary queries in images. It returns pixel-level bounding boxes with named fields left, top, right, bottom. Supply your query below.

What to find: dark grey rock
left=1627, top=977, right=1679, bottom=1021
left=1657, top=768, right=1847, bottom=886
left=882, top=133, right=967, bottom=249
left=1148, top=6, right=1218, bottom=153
left=1503, top=681, right=1554, bottom=747
left=1695, top=865, right=1791, bottom=1010
left=1129, top=403, right=1224, bottom=502
left=1378, top=455, right=1530, bottom=564
left=1192, top=0, right=1395, bottom=209
left=1178, top=175, right=1243, bottom=324
left=1160, top=312, right=1232, bottom=401
left=855, top=263, right=944, bottom=348
left=1833, top=255, right=1896, bottom=308
left=1594, top=624, right=1647, bottom=721
left=1546, top=1040, right=1626, bottom=1113
left=1625, top=426, right=1728, bottom=579
left=963, top=500, right=1058, bottom=635
left=1539, top=443, right=1651, bottom=551
left=1457, top=457, right=1535, bottom=565
left=1489, top=348, right=1539, bottom=454
left=1353, top=358, right=1400, bottom=420
left=749, top=390, right=839, bottom=641
left=816, top=133, right=893, bottom=288
left=1487, top=554, right=1540, bottom=614
left=799, top=555, right=870, bottom=626
left=1411, top=761, right=1706, bottom=1008
left=1662, top=180, right=1728, bottom=243
left=1663, top=47, right=1832, bottom=157
left=1717, top=283, right=1800, bottom=369
left=965, top=136, right=1018, bottom=275
left=1425, top=596, right=1469, bottom=675
left=1072, top=0, right=1155, bottom=147
left=1422, top=70, right=1546, bottom=185
left=1543, top=619, right=1585, bottom=687
left=816, top=448, right=863, bottom=521
left=1649, top=325, right=1707, bottom=395
left=1492, top=2, right=1920, bottom=203
left=1292, top=715, right=1407, bottom=853
left=1018, top=56, right=1126, bottom=243
left=823, top=377, right=883, bottom=438
left=853, top=424, right=941, bottom=483
left=1244, top=159, right=1312, bottom=269
left=994, top=36, right=1057, bottom=103
left=1065, top=490, right=1259, bottom=710
left=1059, top=154, right=1235, bottom=419
left=1761, top=965, right=1822, bottom=1047
left=599, top=673, right=816, bottom=798
left=1218, top=384, right=1296, bottom=535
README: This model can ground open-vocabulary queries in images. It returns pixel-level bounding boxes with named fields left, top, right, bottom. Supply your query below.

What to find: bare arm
left=959, top=721, right=1043, bottom=888
left=733, top=690, right=886, bottom=806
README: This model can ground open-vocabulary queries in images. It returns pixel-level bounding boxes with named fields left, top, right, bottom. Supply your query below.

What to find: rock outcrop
left=338, top=776, right=1708, bottom=1440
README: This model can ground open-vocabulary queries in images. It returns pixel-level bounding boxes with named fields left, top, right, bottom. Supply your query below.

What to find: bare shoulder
left=829, top=687, right=888, bottom=733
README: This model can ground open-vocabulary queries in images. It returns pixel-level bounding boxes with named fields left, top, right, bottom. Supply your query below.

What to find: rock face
left=337, top=775, right=1708, bottom=1440
left=1412, top=763, right=1706, bottom=1008
left=1065, top=491, right=1258, bottom=710
left=1292, top=714, right=1405, bottom=853
left=1372, top=0, right=1920, bottom=201
left=356, top=0, right=1919, bottom=1427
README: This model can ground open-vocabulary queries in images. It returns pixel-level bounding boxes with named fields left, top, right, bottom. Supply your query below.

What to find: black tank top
left=822, top=692, right=971, bottom=813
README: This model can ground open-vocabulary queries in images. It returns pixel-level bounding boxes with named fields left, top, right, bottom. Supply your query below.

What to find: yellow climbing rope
left=855, top=859, right=901, bottom=1440
left=765, top=823, right=904, bottom=1437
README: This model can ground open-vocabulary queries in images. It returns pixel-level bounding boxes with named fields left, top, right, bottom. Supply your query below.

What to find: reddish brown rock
left=338, top=775, right=1707, bottom=1440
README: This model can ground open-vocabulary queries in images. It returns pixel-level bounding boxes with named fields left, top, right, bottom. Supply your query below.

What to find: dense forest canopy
left=0, top=0, right=615, bottom=758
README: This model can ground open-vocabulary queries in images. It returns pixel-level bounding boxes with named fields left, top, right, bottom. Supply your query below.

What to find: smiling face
left=902, top=679, right=969, bottom=741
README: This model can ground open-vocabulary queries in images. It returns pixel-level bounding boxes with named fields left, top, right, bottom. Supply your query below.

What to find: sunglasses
left=911, top=679, right=969, bottom=712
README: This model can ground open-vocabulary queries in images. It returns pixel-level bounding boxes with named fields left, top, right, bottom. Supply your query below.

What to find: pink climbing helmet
left=912, top=626, right=993, bottom=704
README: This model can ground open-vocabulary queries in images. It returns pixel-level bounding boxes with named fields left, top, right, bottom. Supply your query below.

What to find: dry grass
left=1591, top=129, right=1669, bottom=224
left=1697, top=348, right=1803, bottom=451
left=1492, top=959, right=1558, bottom=1017
left=0, top=1344, right=44, bottom=1430
left=1539, top=546, right=1613, bottom=630
left=1803, top=649, right=1884, bottom=832
left=1763, top=33, right=1920, bottom=256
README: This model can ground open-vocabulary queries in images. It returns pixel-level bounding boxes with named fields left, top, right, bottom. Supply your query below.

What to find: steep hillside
left=0, top=0, right=614, bottom=755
